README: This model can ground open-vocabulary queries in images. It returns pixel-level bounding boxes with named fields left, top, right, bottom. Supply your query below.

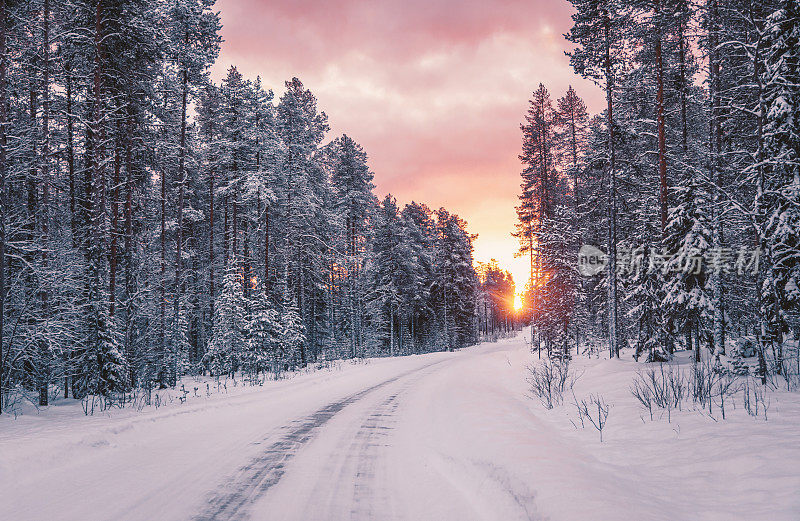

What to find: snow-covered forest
left=516, top=0, right=800, bottom=379
left=0, top=0, right=494, bottom=414
left=1, top=0, right=800, bottom=518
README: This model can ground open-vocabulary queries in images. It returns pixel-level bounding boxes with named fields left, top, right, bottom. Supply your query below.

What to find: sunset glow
left=212, top=0, right=604, bottom=288
left=513, top=293, right=523, bottom=311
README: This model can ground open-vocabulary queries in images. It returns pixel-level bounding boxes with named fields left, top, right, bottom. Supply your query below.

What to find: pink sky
left=211, top=0, right=604, bottom=291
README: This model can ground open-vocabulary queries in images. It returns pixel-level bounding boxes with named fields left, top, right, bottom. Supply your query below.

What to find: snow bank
left=519, top=346, right=800, bottom=520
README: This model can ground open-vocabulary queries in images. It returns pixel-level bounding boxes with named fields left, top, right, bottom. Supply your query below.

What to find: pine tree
left=515, top=84, right=558, bottom=345
left=434, top=209, right=478, bottom=350
left=661, top=182, right=713, bottom=361
left=762, top=0, right=800, bottom=359
left=166, top=0, right=221, bottom=385
left=366, top=195, right=407, bottom=355
left=276, top=275, right=305, bottom=374
left=567, top=0, right=629, bottom=357
left=243, top=280, right=279, bottom=383
left=401, top=202, right=436, bottom=351
left=275, top=77, right=329, bottom=364
left=556, top=86, right=589, bottom=173
left=204, top=265, right=247, bottom=377
left=556, top=86, right=589, bottom=352
left=327, top=135, right=375, bottom=357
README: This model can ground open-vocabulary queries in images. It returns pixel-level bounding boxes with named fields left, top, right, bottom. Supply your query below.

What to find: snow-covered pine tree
left=327, top=135, right=376, bottom=358
left=365, top=195, right=407, bottom=355
left=400, top=202, right=437, bottom=351
left=661, top=182, right=713, bottom=362
left=243, top=280, right=279, bottom=383
left=165, top=0, right=221, bottom=386
left=556, top=86, right=589, bottom=352
left=275, top=275, right=305, bottom=374
left=275, top=78, right=330, bottom=365
left=567, top=0, right=629, bottom=357
left=434, top=209, right=478, bottom=351
left=247, top=76, right=280, bottom=296
left=762, top=0, right=800, bottom=363
left=204, top=263, right=247, bottom=377
left=514, top=84, right=558, bottom=346
left=196, top=83, right=224, bottom=362
left=536, top=184, right=579, bottom=357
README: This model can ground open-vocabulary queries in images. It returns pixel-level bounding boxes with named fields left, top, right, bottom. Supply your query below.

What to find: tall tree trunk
left=232, top=163, right=238, bottom=278
left=28, top=83, right=38, bottom=400
left=604, top=12, right=619, bottom=358
left=264, top=204, right=269, bottom=291
left=350, top=270, right=357, bottom=357
left=204, top=101, right=217, bottom=348
left=752, top=7, right=770, bottom=367
left=0, top=0, right=7, bottom=413
left=529, top=231, right=535, bottom=348
left=655, top=0, right=668, bottom=237
left=41, top=0, right=50, bottom=251
left=678, top=17, right=689, bottom=155
left=208, top=165, right=215, bottom=326
left=124, top=111, right=135, bottom=387
left=66, top=69, right=77, bottom=249
left=94, top=0, right=106, bottom=265
left=87, top=0, right=109, bottom=396
left=709, top=0, right=725, bottom=357
left=38, top=0, right=52, bottom=407
left=175, top=62, right=189, bottom=380
left=109, top=137, right=120, bottom=317
left=569, top=93, right=583, bottom=357
left=223, top=194, right=229, bottom=268
left=41, top=0, right=49, bottom=242
left=160, top=91, right=167, bottom=384
left=243, top=212, right=250, bottom=295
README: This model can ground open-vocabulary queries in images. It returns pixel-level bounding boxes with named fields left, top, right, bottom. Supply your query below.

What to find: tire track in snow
left=349, top=390, right=401, bottom=520
left=193, top=360, right=445, bottom=521
left=303, top=370, right=428, bottom=520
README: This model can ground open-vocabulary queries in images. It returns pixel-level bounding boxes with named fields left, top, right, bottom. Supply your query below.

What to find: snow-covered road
left=3, top=335, right=799, bottom=521
left=3, top=339, right=538, bottom=521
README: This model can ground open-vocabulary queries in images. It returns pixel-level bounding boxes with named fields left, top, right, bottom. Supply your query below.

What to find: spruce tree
left=762, top=0, right=800, bottom=358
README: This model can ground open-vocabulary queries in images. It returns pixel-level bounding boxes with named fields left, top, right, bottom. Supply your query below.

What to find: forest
left=0, top=0, right=506, bottom=413
left=517, top=0, right=799, bottom=380
left=2, top=1, right=798, bottom=518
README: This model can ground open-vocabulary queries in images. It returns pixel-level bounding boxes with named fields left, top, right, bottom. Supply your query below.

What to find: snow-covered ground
left=2, top=335, right=799, bottom=520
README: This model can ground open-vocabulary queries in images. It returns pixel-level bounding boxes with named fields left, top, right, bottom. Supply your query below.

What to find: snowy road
left=194, top=359, right=451, bottom=520
left=3, top=335, right=800, bottom=521
left=4, top=338, right=548, bottom=521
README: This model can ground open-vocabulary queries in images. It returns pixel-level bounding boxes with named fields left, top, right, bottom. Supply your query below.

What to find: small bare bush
left=688, top=357, right=722, bottom=412
left=631, top=377, right=655, bottom=421
left=573, top=393, right=611, bottom=442
left=526, top=357, right=580, bottom=409
left=688, top=358, right=744, bottom=419
left=630, top=364, right=685, bottom=422
left=742, top=375, right=770, bottom=420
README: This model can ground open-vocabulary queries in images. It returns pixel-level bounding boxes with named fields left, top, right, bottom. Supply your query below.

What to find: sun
left=513, top=293, right=523, bottom=312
